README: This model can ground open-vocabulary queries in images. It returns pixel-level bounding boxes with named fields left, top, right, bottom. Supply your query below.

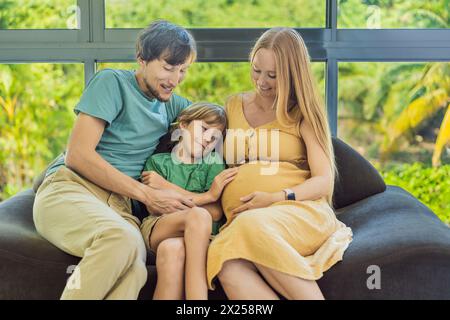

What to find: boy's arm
left=144, top=179, right=223, bottom=220
left=142, top=171, right=223, bottom=220
left=142, top=170, right=215, bottom=206
left=174, top=187, right=223, bottom=221
left=201, top=201, right=224, bottom=222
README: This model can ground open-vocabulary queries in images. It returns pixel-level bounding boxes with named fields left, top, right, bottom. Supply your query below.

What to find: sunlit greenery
left=0, top=0, right=448, bottom=224
left=338, top=62, right=450, bottom=166
left=0, top=0, right=77, bottom=29
left=0, top=64, right=83, bottom=198
left=105, top=0, right=325, bottom=28
left=338, top=0, right=449, bottom=28
left=336, top=1, right=449, bottom=225
left=379, top=163, right=450, bottom=226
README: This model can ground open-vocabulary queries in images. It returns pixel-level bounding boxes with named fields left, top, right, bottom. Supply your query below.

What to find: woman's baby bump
left=221, top=161, right=311, bottom=218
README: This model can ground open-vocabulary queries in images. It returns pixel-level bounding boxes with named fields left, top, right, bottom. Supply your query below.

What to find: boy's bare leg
left=149, top=207, right=212, bottom=300
left=149, top=210, right=187, bottom=300
left=183, top=207, right=212, bottom=300
left=153, top=237, right=185, bottom=300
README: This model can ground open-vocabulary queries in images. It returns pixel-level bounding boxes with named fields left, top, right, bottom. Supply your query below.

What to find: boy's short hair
left=136, top=20, right=197, bottom=65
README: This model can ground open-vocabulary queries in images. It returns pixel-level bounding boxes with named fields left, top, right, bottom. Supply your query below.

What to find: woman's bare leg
left=218, top=259, right=279, bottom=300
left=250, top=264, right=291, bottom=299
left=255, top=263, right=325, bottom=300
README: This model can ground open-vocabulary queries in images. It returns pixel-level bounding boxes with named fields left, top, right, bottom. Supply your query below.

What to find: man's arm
left=65, top=113, right=194, bottom=213
left=141, top=171, right=224, bottom=220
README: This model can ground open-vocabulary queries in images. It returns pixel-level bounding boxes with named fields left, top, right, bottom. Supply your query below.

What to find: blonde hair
left=250, top=28, right=337, bottom=207
left=171, top=102, right=227, bottom=134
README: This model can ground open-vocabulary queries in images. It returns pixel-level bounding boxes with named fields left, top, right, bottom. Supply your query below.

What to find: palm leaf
left=381, top=88, right=448, bottom=156
left=0, top=94, right=17, bottom=122
left=432, top=105, right=450, bottom=166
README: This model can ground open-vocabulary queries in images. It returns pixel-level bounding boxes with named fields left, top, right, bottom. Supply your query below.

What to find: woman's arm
left=231, top=120, right=333, bottom=214
left=270, top=119, right=332, bottom=202
left=290, top=119, right=333, bottom=200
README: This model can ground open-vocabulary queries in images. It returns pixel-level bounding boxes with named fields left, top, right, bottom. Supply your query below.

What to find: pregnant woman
left=206, top=28, right=353, bottom=300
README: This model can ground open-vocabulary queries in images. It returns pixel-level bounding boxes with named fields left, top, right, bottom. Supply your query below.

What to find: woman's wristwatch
left=283, top=188, right=296, bottom=201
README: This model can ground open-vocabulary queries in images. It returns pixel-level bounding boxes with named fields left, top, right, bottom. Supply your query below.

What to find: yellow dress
left=206, top=93, right=353, bottom=290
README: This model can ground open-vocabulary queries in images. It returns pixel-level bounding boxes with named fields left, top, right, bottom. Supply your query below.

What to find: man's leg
left=33, top=175, right=147, bottom=300
left=104, top=260, right=148, bottom=300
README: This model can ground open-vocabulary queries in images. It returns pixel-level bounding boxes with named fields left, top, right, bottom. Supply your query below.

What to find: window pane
left=0, top=0, right=78, bottom=29
left=105, top=0, right=325, bottom=28
left=0, top=63, right=83, bottom=200
left=98, top=62, right=325, bottom=104
left=338, top=61, right=450, bottom=224
left=338, top=0, right=449, bottom=29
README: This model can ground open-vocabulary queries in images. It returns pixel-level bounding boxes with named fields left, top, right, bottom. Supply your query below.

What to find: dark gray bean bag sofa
left=0, top=137, right=449, bottom=299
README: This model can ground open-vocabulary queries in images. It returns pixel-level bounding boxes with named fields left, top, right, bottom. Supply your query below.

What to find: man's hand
left=207, top=167, right=239, bottom=202
left=141, top=170, right=169, bottom=190
left=141, top=185, right=194, bottom=215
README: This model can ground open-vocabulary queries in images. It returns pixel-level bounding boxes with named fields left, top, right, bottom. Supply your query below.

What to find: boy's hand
left=208, top=167, right=239, bottom=202
left=141, top=170, right=168, bottom=190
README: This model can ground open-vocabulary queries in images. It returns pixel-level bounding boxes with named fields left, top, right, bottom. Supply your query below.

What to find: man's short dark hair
left=136, top=20, right=197, bottom=65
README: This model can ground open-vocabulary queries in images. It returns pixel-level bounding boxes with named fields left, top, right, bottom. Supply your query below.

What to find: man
left=33, top=20, right=196, bottom=299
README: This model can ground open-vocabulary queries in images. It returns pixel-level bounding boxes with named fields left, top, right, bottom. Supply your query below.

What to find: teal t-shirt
left=46, top=69, right=191, bottom=179
left=144, top=151, right=226, bottom=234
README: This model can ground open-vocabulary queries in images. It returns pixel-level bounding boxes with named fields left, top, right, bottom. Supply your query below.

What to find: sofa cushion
left=0, top=189, right=78, bottom=299
left=318, top=185, right=450, bottom=299
left=331, top=138, right=386, bottom=210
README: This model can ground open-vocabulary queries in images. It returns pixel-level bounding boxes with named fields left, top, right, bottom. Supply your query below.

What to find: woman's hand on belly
left=231, top=190, right=285, bottom=215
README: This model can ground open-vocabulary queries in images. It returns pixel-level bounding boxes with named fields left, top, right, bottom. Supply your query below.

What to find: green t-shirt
left=144, top=152, right=225, bottom=193
left=46, top=69, right=191, bottom=179
left=143, top=151, right=226, bottom=234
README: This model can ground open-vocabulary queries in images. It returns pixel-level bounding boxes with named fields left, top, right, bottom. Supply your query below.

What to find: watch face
left=287, top=190, right=295, bottom=200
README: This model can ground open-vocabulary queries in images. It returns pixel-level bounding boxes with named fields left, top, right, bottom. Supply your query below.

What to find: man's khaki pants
left=33, top=166, right=151, bottom=300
